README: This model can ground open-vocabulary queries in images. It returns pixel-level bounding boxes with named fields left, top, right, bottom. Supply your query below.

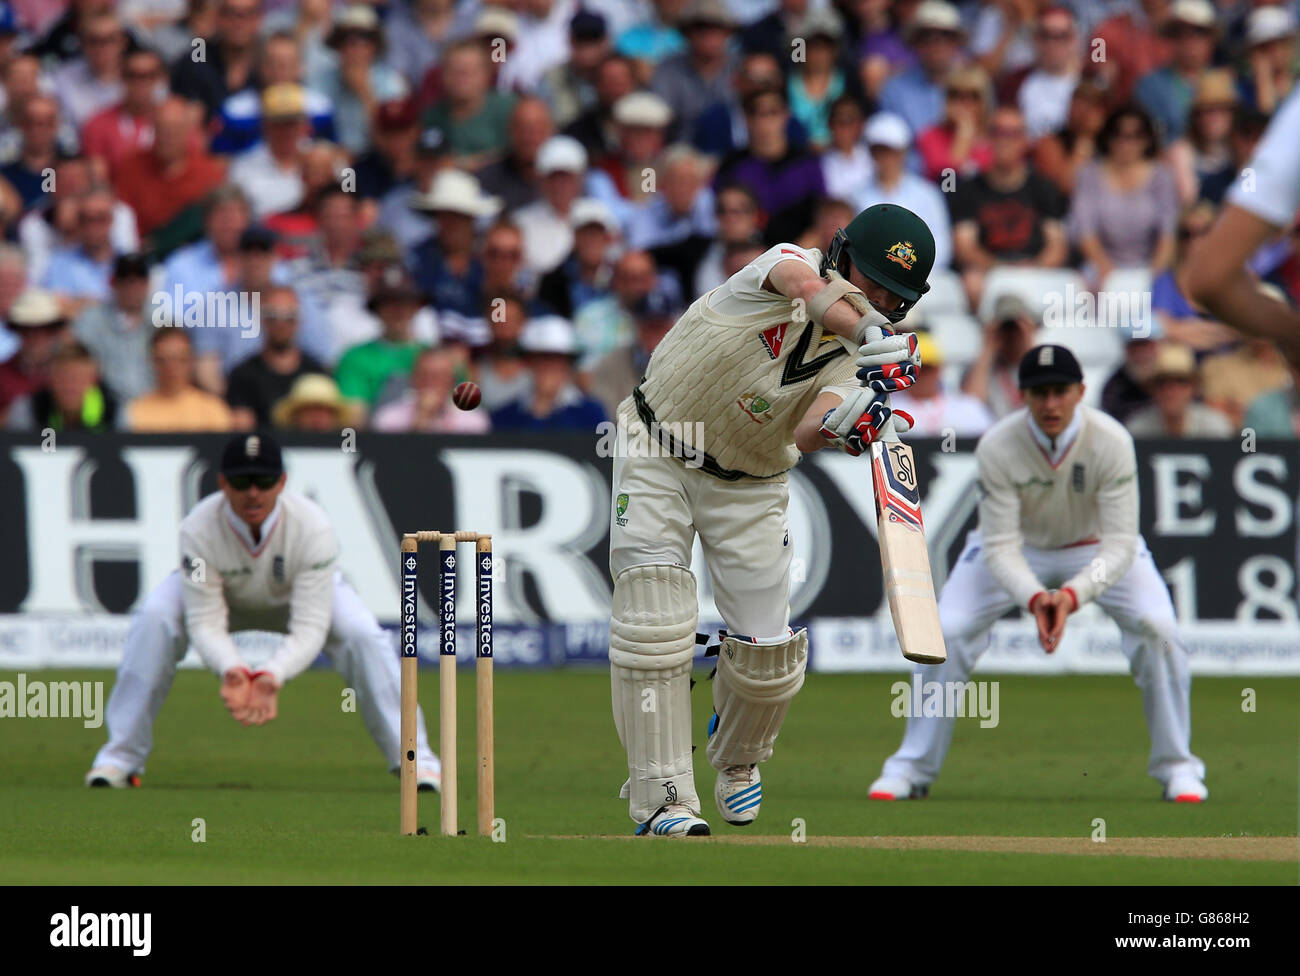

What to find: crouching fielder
left=610, top=204, right=936, bottom=836
left=86, top=433, right=440, bottom=788
left=870, top=345, right=1207, bottom=803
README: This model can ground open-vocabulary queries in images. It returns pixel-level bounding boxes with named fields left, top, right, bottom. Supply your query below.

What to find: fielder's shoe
left=867, top=774, right=929, bottom=800
left=1163, top=775, right=1208, bottom=803
left=417, top=768, right=442, bottom=793
left=85, top=766, right=141, bottom=789
left=715, top=764, right=762, bottom=825
left=636, top=804, right=711, bottom=837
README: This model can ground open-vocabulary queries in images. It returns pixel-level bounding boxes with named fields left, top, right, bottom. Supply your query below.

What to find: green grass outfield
left=2, top=669, right=1297, bottom=884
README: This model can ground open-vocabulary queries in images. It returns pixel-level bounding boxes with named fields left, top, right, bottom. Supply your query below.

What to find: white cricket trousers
left=881, top=532, right=1205, bottom=789
left=609, top=450, right=794, bottom=640
left=92, top=571, right=439, bottom=775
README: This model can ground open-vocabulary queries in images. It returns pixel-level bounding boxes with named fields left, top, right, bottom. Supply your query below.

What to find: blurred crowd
left=0, top=0, right=1297, bottom=440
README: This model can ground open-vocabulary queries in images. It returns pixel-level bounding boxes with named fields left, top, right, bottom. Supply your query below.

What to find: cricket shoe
left=417, top=768, right=442, bottom=793
left=636, top=804, right=711, bottom=837
left=85, top=766, right=141, bottom=788
left=1163, top=775, right=1208, bottom=803
left=715, top=764, right=762, bottom=825
left=867, top=774, right=929, bottom=800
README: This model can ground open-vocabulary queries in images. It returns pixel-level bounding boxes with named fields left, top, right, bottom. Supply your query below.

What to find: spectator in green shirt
left=421, top=39, right=516, bottom=168
left=335, top=268, right=429, bottom=412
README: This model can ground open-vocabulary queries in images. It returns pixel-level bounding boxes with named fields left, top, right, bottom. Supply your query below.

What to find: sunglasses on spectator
left=946, top=89, right=982, bottom=101
left=1168, top=25, right=1212, bottom=39
left=125, top=68, right=161, bottom=80
left=745, top=105, right=785, bottom=118
left=153, top=351, right=192, bottom=364
left=1036, top=29, right=1073, bottom=42
left=262, top=310, right=298, bottom=322
left=226, top=474, right=281, bottom=491
left=914, top=29, right=958, bottom=43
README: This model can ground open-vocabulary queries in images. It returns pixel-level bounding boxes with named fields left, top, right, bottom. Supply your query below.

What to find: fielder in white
left=870, top=344, right=1208, bottom=803
left=610, top=204, right=936, bottom=836
left=86, top=433, right=441, bottom=788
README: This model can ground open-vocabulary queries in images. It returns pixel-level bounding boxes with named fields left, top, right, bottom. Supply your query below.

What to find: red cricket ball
left=452, top=381, right=482, bottom=411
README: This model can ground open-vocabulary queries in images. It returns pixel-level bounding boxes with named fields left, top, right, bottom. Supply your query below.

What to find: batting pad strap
left=706, top=629, right=808, bottom=769
left=808, top=274, right=868, bottom=325
left=608, top=564, right=699, bottom=671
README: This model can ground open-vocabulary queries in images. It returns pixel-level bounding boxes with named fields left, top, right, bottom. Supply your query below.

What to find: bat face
left=871, top=441, right=947, bottom=665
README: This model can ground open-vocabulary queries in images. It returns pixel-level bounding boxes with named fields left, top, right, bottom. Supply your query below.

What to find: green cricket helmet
left=822, top=203, right=935, bottom=323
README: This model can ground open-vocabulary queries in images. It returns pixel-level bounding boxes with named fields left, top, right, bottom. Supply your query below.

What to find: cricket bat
left=870, top=437, right=947, bottom=665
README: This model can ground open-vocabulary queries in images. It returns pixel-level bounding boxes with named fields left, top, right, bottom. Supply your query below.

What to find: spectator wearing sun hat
left=1134, top=0, right=1219, bottom=140
left=651, top=0, right=739, bottom=141
left=1124, top=340, right=1233, bottom=438
left=1241, top=5, right=1299, bottom=114
left=490, top=315, right=608, bottom=432
left=314, top=4, right=409, bottom=153
left=879, top=0, right=968, bottom=135
left=514, top=135, right=591, bottom=274
left=271, top=372, right=362, bottom=432
left=408, top=169, right=500, bottom=328
left=537, top=197, right=620, bottom=320
left=228, top=84, right=312, bottom=219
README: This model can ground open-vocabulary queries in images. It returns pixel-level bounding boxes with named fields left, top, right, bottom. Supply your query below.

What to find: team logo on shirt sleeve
left=615, top=493, right=630, bottom=526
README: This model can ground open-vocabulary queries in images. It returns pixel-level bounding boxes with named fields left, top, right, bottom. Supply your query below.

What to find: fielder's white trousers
left=92, top=571, right=438, bottom=775
left=881, top=532, right=1205, bottom=788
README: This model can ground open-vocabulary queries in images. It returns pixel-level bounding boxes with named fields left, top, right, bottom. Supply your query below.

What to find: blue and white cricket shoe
left=715, top=763, right=762, bottom=825
left=636, top=804, right=711, bottom=837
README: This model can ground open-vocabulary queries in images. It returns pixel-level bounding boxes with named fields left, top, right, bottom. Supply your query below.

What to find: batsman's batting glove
left=819, top=389, right=896, bottom=456
left=857, top=361, right=918, bottom=393
left=857, top=327, right=921, bottom=371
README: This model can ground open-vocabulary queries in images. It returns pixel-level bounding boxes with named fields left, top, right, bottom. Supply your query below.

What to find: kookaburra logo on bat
left=889, top=444, right=915, bottom=486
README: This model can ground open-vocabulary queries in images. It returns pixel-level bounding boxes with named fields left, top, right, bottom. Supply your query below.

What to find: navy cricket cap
left=1018, top=344, right=1083, bottom=389
left=220, top=433, right=284, bottom=477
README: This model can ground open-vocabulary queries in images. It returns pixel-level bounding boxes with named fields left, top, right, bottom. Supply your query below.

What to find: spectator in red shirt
left=950, top=104, right=1069, bottom=308
left=113, top=96, right=227, bottom=251
left=916, top=65, right=994, bottom=182
left=1089, top=0, right=1173, bottom=107
left=82, top=47, right=168, bottom=181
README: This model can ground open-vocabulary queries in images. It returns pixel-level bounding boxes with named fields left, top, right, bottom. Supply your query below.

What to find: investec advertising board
left=0, top=433, right=1295, bottom=675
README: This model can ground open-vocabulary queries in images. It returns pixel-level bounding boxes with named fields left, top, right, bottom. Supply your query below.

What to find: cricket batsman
left=609, top=203, right=935, bottom=836
left=869, top=345, right=1208, bottom=803
left=86, top=433, right=442, bottom=788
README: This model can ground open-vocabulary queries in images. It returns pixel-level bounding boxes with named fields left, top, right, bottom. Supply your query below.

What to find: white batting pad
left=706, top=629, right=808, bottom=769
left=609, top=564, right=701, bottom=822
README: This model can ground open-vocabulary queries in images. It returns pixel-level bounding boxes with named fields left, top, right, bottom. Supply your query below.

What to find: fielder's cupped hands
left=221, top=667, right=255, bottom=723
left=244, top=672, right=280, bottom=726
left=1029, top=590, right=1077, bottom=653
left=220, top=668, right=280, bottom=725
